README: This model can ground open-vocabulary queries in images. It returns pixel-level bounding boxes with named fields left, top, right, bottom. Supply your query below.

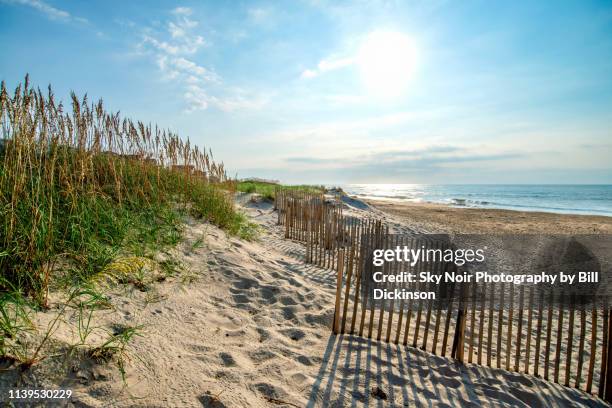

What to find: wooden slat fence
left=274, top=189, right=612, bottom=402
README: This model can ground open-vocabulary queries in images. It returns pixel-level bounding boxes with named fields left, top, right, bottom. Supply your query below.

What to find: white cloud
left=183, top=85, right=266, bottom=113
left=5, top=0, right=88, bottom=23
left=301, top=56, right=354, bottom=79
left=172, top=6, right=192, bottom=16
left=184, top=85, right=209, bottom=112
left=138, top=8, right=264, bottom=113
left=142, top=11, right=204, bottom=56
left=173, top=57, right=219, bottom=82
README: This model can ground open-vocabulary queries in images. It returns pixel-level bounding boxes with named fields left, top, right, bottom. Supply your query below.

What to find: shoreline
left=350, top=197, right=612, bottom=234
left=351, top=195, right=612, bottom=218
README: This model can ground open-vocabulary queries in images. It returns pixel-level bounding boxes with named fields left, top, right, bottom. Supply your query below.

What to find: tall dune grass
left=237, top=180, right=324, bottom=200
left=0, top=76, right=245, bottom=304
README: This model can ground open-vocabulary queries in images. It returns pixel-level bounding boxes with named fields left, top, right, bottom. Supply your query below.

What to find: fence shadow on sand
left=306, top=334, right=606, bottom=408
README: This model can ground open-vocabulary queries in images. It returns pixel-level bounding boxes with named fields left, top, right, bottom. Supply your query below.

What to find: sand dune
left=0, top=195, right=608, bottom=407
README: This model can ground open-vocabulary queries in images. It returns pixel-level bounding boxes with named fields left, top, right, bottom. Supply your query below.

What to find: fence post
left=333, top=249, right=345, bottom=334
left=605, top=309, right=612, bottom=402
left=453, top=309, right=467, bottom=362
left=284, top=200, right=290, bottom=238
left=452, top=282, right=468, bottom=363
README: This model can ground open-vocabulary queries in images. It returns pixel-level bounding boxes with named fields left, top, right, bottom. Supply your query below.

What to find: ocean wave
left=340, top=185, right=612, bottom=216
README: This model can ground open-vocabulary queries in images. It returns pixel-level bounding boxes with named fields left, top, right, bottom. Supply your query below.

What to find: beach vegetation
left=237, top=180, right=324, bottom=200
left=0, top=76, right=254, bottom=376
left=0, top=76, right=250, bottom=305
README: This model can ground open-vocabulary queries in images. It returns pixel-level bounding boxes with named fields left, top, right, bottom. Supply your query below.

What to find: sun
left=357, top=31, right=418, bottom=99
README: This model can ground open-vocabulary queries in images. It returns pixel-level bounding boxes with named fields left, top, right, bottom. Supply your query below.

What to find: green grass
left=237, top=181, right=324, bottom=200
left=0, top=76, right=253, bottom=305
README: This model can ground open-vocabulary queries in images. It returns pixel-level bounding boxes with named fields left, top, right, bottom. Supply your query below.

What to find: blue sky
left=1, top=0, right=611, bottom=184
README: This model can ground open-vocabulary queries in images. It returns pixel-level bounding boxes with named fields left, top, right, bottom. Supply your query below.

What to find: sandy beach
left=0, top=194, right=608, bottom=407
left=361, top=199, right=612, bottom=234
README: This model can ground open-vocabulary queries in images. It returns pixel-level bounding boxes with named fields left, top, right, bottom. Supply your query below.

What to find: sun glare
left=357, top=31, right=418, bottom=99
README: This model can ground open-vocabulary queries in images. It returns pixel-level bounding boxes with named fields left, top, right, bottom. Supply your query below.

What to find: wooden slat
left=412, top=239, right=426, bottom=348
left=349, top=221, right=364, bottom=335
left=340, top=221, right=356, bottom=333
left=422, top=241, right=438, bottom=350
left=565, top=297, right=575, bottom=387
left=441, top=278, right=456, bottom=357
left=453, top=280, right=468, bottom=362
left=385, top=234, right=399, bottom=343
left=496, top=281, right=505, bottom=368
left=429, top=244, right=442, bottom=355
left=544, top=292, right=554, bottom=380
left=478, top=281, right=486, bottom=365
left=554, top=297, right=565, bottom=383
left=586, top=306, right=597, bottom=393
left=575, top=306, right=587, bottom=389
left=505, top=283, right=514, bottom=370
left=468, top=281, right=477, bottom=364
left=432, top=300, right=443, bottom=354
left=487, top=282, right=496, bottom=367
left=534, top=290, right=545, bottom=377
left=524, top=286, right=535, bottom=374
left=403, top=279, right=415, bottom=346
left=597, top=305, right=612, bottom=399
left=358, top=220, right=372, bottom=337
left=394, top=236, right=408, bottom=344
left=412, top=286, right=424, bottom=347
left=515, top=284, right=525, bottom=372
left=376, top=227, right=390, bottom=341
left=367, top=223, right=379, bottom=339
left=332, top=249, right=345, bottom=334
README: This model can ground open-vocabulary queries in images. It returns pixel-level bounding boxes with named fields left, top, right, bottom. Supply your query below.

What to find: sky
left=0, top=0, right=611, bottom=184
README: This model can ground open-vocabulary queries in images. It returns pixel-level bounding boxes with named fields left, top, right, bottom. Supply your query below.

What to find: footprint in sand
left=198, top=393, right=228, bottom=408
left=281, top=306, right=297, bottom=320
left=303, top=291, right=317, bottom=301
left=219, top=352, right=237, bottom=367
left=248, top=348, right=277, bottom=362
left=297, top=355, right=313, bottom=366
left=233, top=277, right=258, bottom=290
left=279, top=295, right=298, bottom=305
left=256, top=327, right=270, bottom=342
left=280, top=328, right=306, bottom=341
left=251, top=382, right=289, bottom=401
left=232, top=294, right=250, bottom=304
left=303, top=310, right=334, bottom=326
left=258, top=286, right=279, bottom=304
left=290, top=372, right=308, bottom=384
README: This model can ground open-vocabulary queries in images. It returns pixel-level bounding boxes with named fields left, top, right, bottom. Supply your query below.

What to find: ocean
left=340, top=184, right=612, bottom=217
